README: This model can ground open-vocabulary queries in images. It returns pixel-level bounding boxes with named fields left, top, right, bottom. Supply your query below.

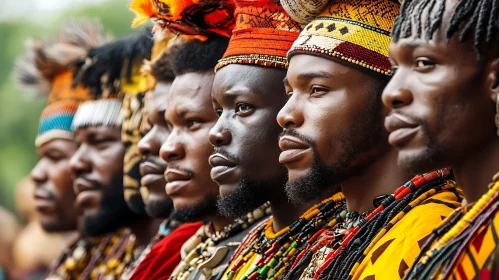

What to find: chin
left=40, top=220, right=75, bottom=233
left=287, top=168, right=310, bottom=182
left=397, top=148, right=442, bottom=174
left=218, top=183, right=238, bottom=198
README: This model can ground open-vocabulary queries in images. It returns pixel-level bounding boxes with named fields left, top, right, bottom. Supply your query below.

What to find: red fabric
left=130, top=222, right=203, bottom=280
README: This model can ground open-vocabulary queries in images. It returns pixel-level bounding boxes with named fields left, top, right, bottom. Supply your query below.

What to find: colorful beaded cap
left=129, top=0, right=235, bottom=38
left=287, top=0, right=400, bottom=76
left=14, top=21, right=107, bottom=147
left=215, top=0, right=302, bottom=72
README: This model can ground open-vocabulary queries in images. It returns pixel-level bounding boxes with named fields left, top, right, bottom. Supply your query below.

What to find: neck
left=453, top=139, right=499, bottom=203
left=342, top=148, right=412, bottom=213
left=211, top=215, right=235, bottom=232
left=270, top=185, right=336, bottom=232
left=129, top=217, right=163, bottom=247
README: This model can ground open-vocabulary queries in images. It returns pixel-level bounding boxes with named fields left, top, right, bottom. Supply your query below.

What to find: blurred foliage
left=0, top=0, right=136, bottom=213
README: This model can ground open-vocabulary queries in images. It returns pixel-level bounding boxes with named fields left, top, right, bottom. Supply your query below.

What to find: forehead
left=151, top=81, right=171, bottom=110
left=167, top=72, right=214, bottom=110
left=38, top=138, right=76, bottom=153
left=287, top=54, right=370, bottom=81
left=75, top=126, right=121, bottom=138
left=213, top=64, right=285, bottom=98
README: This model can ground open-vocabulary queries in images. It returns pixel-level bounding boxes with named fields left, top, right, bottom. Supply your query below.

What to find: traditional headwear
left=72, top=30, right=155, bottom=212
left=129, top=0, right=236, bottom=39
left=71, top=30, right=153, bottom=130
left=284, top=0, right=400, bottom=76
left=15, top=21, right=107, bottom=148
left=215, top=0, right=302, bottom=72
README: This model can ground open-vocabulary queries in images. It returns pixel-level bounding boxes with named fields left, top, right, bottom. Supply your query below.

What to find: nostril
left=216, top=138, right=224, bottom=145
left=392, top=100, right=404, bottom=108
left=168, top=153, right=177, bottom=160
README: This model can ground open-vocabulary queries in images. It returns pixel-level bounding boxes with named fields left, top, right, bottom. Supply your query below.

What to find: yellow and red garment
left=215, top=0, right=302, bottom=71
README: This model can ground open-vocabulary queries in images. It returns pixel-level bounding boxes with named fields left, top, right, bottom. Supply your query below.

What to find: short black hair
left=392, top=0, right=499, bottom=54
left=151, top=51, right=175, bottom=82
left=169, top=35, right=229, bottom=76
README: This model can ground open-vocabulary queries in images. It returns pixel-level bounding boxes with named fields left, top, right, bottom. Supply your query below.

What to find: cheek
left=51, top=162, right=75, bottom=199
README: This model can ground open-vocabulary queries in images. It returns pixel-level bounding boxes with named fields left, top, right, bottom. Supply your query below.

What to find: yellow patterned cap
left=287, top=0, right=400, bottom=76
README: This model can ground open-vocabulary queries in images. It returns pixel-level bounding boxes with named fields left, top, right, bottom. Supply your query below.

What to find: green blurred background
left=0, top=0, right=136, bottom=214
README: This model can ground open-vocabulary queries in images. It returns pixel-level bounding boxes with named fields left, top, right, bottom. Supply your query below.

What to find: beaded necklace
left=314, top=168, right=454, bottom=280
left=47, top=228, right=137, bottom=280
left=170, top=203, right=271, bottom=280
left=223, top=192, right=345, bottom=280
left=404, top=175, right=499, bottom=279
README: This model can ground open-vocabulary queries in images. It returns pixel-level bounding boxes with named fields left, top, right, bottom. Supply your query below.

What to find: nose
left=30, top=160, right=47, bottom=184
left=276, top=95, right=304, bottom=129
left=160, top=136, right=186, bottom=163
left=382, top=76, right=414, bottom=110
left=69, top=145, right=91, bottom=176
left=208, top=121, right=232, bottom=147
left=138, top=127, right=162, bottom=156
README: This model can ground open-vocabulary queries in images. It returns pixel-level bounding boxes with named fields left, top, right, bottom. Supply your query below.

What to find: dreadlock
left=150, top=50, right=175, bottom=82
left=316, top=176, right=459, bottom=280
left=392, top=0, right=499, bottom=54
left=72, top=28, right=153, bottom=97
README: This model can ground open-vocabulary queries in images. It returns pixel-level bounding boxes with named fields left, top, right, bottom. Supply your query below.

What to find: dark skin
left=278, top=54, right=411, bottom=213
left=31, top=139, right=79, bottom=232
left=138, top=81, right=174, bottom=218
left=70, top=126, right=155, bottom=246
left=383, top=0, right=499, bottom=203
left=160, top=72, right=233, bottom=231
left=210, top=64, right=302, bottom=231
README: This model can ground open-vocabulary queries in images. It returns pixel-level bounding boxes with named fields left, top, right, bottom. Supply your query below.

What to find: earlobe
left=488, top=58, right=499, bottom=103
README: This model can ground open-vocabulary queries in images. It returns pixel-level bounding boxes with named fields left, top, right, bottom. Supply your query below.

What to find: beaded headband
left=286, top=0, right=400, bottom=76
left=215, top=0, right=302, bottom=72
left=72, top=99, right=124, bottom=129
left=129, top=0, right=235, bottom=39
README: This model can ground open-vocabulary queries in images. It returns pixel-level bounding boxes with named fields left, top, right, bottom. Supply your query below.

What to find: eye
left=47, top=153, right=65, bottom=162
left=415, top=57, right=436, bottom=69
left=235, top=103, right=253, bottom=115
left=285, top=91, right=293, bottom=97
left=310, top=86, right=328, bottom=96
left=215, top=108, right=223, bottom=117
left=187, top=119, right=202, bottom=129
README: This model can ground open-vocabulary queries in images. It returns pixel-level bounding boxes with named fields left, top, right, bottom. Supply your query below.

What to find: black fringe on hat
left=72, top=28, right=154, bottom=97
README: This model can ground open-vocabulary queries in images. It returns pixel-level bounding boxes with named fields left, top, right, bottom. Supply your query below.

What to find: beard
left=217, top=175, right=285, bottom=217
left=285, top=96, right=385, bottom=205
left=145, top=197, right=174, bottom=219
left=82, top=174, right=145, bottom=237
left=170, top=195, right=219, bottom=223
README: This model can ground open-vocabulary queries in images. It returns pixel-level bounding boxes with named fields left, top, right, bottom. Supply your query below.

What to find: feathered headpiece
left=129, top=0, right=235, bottom=39
left=15, top=20, right=108, bottom=147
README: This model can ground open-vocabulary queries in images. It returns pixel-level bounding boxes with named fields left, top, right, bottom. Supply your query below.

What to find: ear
left=488, top=58, right=499, bottom=103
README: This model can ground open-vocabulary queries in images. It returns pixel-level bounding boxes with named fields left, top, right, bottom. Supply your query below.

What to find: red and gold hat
left=285, top=0, right=400, bottom=76
left=215, top=0, right=301, bottom=71
left=130, top=0, right=235, bottom=39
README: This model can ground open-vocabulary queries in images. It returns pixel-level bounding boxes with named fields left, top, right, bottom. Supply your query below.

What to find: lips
left=385, top=113, right=420, bottom=147
left=140, top=158, right=167, bottom=187
left=164, top=168, right=192, bottom=196
left=209, top=153, right=237, bottom=182
left=34, top=188, right=55, bottom=214
left=278, top=136, right=311, bottom=164
left=74, top=177, right=100, bottom=211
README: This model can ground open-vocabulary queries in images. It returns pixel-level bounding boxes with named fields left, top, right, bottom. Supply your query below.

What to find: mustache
left=278, top=129, right=316, bottom=147
left=166, top=163, right=195, bottom=178
left=75, top=175, right=103, bottom=189
left=141, top=155, right=167, bottom=168
left=212, top=148, right=239, bottom=165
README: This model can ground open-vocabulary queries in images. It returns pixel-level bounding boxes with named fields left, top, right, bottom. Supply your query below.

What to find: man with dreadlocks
left=14, top=20, right=110, bottom=279
left=275, top=0, right=462, bottom=279
left=65, top=30, right=162, bottom=279
left=383, top=0, right=499, bottom=279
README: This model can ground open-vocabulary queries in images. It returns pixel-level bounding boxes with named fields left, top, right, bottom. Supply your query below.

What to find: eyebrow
left=297, top=71, right=334, bottom=80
